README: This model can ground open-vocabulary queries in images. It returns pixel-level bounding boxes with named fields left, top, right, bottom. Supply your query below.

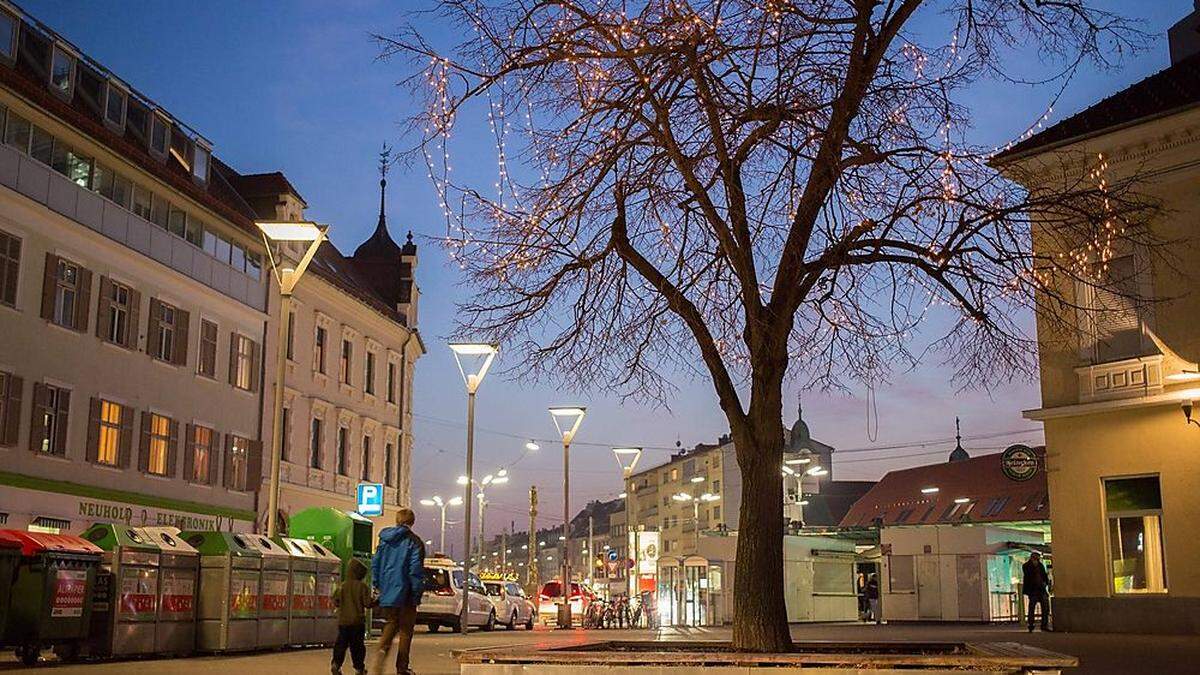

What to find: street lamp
left=258, top=220, right=327, bottom=538
left=549, top=405, right=585, bottom=626
left=419, top=495, right=463, bottom=553
left=612, top=447, right=642, bottom=598
left=458, top=469, right=510, bottom=560
left=450, top=341, right=498, bottom=633
left=673, top=492, right=720, bottom=552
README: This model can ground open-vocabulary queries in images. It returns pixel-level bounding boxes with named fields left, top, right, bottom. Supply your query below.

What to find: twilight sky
left=30, top=1, right=1190, bottom=550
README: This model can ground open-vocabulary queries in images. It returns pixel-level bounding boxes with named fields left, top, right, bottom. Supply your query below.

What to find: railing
left=1075, top=354, right=1163, bottom=402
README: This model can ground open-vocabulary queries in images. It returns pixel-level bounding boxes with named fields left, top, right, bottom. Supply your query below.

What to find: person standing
left=1022, top=551, right=1052, bottom=632
left=331, top=559, right=372, bottom=675
left=865, top=573, right=882, bottom=624
left=372, top=507, right=427, bottom=675
left=856, top=571, right=868, bottom=621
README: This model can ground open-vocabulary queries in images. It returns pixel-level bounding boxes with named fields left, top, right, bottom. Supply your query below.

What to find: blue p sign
left=357, top=483, right=385, bottom=517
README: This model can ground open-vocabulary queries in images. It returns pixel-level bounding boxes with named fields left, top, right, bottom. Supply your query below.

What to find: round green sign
left=1000, top=444, right=1039, bottom=482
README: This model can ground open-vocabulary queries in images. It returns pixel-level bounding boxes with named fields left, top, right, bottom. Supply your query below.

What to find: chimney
left=1169, top=1, right=1200, bottom=64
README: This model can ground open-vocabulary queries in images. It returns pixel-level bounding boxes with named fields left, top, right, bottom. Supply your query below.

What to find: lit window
left=0, top=11, right=16, bottom=62
left=189, top=424, right=213, bottom=483
left=50, top=45, right=74, bottom=96
left=1105, top=476, right=1167, bottom=594
left=146, top=413, right=171, bottom=476
left=105, top=84, right=126, bottom=128
left=96, top=399, right=123, bottom=465
left=227, top=436, right=249, bottom=490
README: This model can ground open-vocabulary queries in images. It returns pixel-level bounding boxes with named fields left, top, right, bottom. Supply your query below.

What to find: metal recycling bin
left=295, top=538, right=341, bottom=645
left=140, top=527, right=199, bottom=655
left=239, top=534, right=290, bottom=649
left=0, top=538, right=19, bottom=640
left=78, top=524, right=161, bottom=657
left=273, top=536, right=317, bottom=646
left=289, top=508, right=374, bottom=580
left=0, top=530, right=102, bottom=666
left=181, top=531, right=261, bottom=653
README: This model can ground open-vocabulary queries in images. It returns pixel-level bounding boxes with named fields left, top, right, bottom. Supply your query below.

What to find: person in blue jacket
left=371, top=507, right=426, bottom=675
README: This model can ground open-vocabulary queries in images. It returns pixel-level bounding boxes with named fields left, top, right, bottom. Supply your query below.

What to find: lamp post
left=673, top=492, right=720, bottom=552
left=450, top=342, right=498, bottom=633
left=257, top=221, right=327, bottom=538
left=548, top=406, right=585, bottom=627
left=419, top=495, right=463, bottom=553
left=458, top=469, right=509, bottom=560
left=612, top=448, right=642, bottom=599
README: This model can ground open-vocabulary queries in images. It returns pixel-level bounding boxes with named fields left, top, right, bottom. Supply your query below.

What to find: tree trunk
left=729, top=370, right=792, bottom=652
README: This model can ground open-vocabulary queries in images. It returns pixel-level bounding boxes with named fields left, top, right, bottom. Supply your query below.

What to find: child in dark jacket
left=332, top=559, right=374, bottom=675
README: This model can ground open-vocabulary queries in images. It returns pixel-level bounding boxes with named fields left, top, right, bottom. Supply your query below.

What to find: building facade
left=993, top=6, right=1200, bottom=634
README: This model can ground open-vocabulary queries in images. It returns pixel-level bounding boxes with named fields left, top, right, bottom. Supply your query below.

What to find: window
left=30, top=383, right=69, bottom=456
left=285, top=311, right=295, bottom=361
left=98, top=277, right=137, bottom=348
left=51, top=144, right=91, bottom=189
left=0, top=230, right=19, bottom=307
left=314, top=326, right=327, bottom=373
left=281, top=408, right=291, bottom=462
left=198, top=319, right=218, bottom=378
left=142, top=412, right=172, bottom=476
left=226, top=435, right=249, bottom=491
left=150, top=114, right=169, bottom=156
left=187, top=424, right=214, bottom=484
left=310, top=417, right=323, bottom=469
left=246, top=253, right=262, bottom=281
left=1105, top=476, right=1167, bottom=594
left=711, top=479, right=720, bottom=494
left=43, top=255, right=89, bottom=331
left=92, top=398, right=125, bottom=466
left=361, top=436, right=372, bottom=480
left=131, top=184, right=153, bottom=221
left=167, top=205, right=186, bottom=238
left=231, top=334, right=257, bottom=391
left=150, top=194, right=169, bottom=228
left=230, top=243, right=245, bottom=273
left=0, top=371, right=21, bottom=447
left=184, top=219, right=203, bottom=248
left=30, top=125, right=52, bottom=165
left=50, top=45, right=74, bottom=96
left=365, top=351, right=376, bottom=395
left=193, top=145, right=209, bottom=182
left=0, top=10, right=16, bottom=61
left=214, top=235, right=230, bottom=264
left=104, top=84, right=126, bottom=128
left=336, top=427, right=348, bottom=475
left=340, top=339, right=352, bottom=385
left=386, top=363, right=396, bottom=404
left=983, top=496, right=1010, bottom=517
left=4, top=112, right=30, bottom=152
left=1084, top=254, right=1147, bottom=363
left=712, top=505, right=721, bottom=520
left=149, top=299, right=187, bottom=365
left=385, top=442, right=395, bottom=487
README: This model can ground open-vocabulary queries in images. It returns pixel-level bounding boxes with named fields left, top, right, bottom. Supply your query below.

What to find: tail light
left=538, top=594, right=549, bottom=601
left=570, top=594, right=582, bottom=601
left=433, top=588, right=454, bottom=596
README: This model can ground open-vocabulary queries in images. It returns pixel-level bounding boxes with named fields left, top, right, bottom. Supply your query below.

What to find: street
left=2, top=622, right=1197, bottom=674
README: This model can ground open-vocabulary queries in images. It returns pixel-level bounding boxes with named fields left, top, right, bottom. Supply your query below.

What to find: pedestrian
left=856, top=571, right=868, bottom=621
left=331, top=558, right=373, bottom=675
left=865, top=573, right=881, bottom=624
left=1022, top=551, right=1052, bottom=632
left=372, top=507, right=427, bottom=675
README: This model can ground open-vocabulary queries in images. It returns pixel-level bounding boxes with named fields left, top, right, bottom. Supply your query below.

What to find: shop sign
left=1000, top=444, right=1040, bottom=482
left=77, top=499, right=234, bottom=531
left=51, top=569, right=88, bottom=617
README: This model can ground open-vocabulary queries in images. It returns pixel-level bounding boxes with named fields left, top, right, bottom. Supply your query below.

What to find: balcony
left=1075, top=354, right=1163, bottom=403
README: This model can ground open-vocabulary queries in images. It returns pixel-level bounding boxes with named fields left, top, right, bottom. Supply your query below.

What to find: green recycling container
left=180, top=531, right=261, bottom=653
left=78, top=524, right=161, bottom=658
left=289, top=508, right=373, bottom=580
left=0, top=530, right=102, bottom=666
left=0, top=538, right=19, bottom=641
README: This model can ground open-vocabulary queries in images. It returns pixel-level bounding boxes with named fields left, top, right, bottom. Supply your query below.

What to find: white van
left=482, top=579, right=536, bottom=630
left=417, top=555, right=496, bottom=632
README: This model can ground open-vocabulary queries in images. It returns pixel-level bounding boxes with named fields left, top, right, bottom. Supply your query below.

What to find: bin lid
left=139, top=527, right=200, bottom=555
left=289, top=537, right=341, bottom=563
left=273, top=536, right=317, bottom=560
left=0, top=529, right=103, bottom=557
left=80, top=523, right=160, bottom=553
left=179, top=531, right=262, bottom=558
left=240, top=534, right=291, bottom=559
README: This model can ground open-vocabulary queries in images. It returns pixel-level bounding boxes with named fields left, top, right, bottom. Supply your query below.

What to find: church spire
left=377, top=142, right=390, bottom=232
left=949, top=416, right=970, bottom=462
left=352, top=142, right=403, bottom=260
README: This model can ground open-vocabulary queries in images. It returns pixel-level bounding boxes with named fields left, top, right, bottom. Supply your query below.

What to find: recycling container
left=239, top=534, right=290, bottom=649
left=181, top=531, right=261, bottom=653
left=0, top=530, right=102, bottom=666
left=0, top=538, right=20, bottom=642
left=78, top=524, right=161, bottom=657
left=140, top=527, right=199, bottom=655
left=289, top=507, right=374, bottom=580
left=300, top=539, right=341, bottom=645
left=274, top=536, right=317, bottom=646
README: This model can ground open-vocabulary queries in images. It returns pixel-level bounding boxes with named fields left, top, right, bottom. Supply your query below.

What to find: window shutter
left=73, top=267, right=92, bottom=332
left=27, top=382, right=49, bottom=453
left=209, top=432, right=220, bottom=486
left=146, top=298, right=163, bottom=357
left=85, top=397, right=101, bottom=463
left=118, top=405, right=134, bottom=468
left=228, top=333, right=238, bottom=385
left=138, top=411, right=151, bottom=472
left=183, top=423, right=195, bottom=482
left=1, top=374, right=22, bottom=446
left=247, top=439, right=264, bottom=491
left=126, top=288, right=142, bottom=349
left=173, top=308, right=190, bottom=366
left=96, top=276, right=113, bottom=340
left=222, top=433, right=234, bottom=488
left=53, top=388, right=69, bottom=456
left=40, top=253, right=59, bottom=321
left=250, top=339, right=261, bottom=392
left=166, top=418, right=179, bottom=477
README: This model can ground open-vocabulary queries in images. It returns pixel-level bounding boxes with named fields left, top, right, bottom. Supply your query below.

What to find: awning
left=999, top=541, right=1051, bottom=556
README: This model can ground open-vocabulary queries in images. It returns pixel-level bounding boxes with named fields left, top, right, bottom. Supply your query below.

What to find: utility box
left=274, top=536, right=318, bottom=646
left=78, top=524, right=160, bottom=658
left=140, top=527, right=200, bottom=655
left=289, top=508, right=374, bottom=580
left=182, top=531, right=262, bottom=652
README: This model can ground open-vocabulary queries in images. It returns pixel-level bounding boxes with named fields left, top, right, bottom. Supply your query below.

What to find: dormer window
left=104, top=83, right=127, bottom=129
left=0, top=10, right=18, bottom=63
left=193, top=144, right=209, bottom=183
left=150, top=114, right=169, bottom=157
left=49, top=44, right=74, bottom=97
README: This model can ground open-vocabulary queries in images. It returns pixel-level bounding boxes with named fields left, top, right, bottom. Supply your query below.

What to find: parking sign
left=356, top=483, right=385, bottom=517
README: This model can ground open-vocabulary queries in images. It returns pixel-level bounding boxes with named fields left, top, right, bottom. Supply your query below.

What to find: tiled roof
left=994, top=52, right=1200, bottom=162
left=307, top=239, right=409, bottom=327
left=838, top=448, right=1048, bottom=527
left=228, top=171, right=306, bottom=205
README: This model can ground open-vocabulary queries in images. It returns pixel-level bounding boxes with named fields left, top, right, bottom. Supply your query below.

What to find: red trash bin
left=0, top=530, right=102, bottom=666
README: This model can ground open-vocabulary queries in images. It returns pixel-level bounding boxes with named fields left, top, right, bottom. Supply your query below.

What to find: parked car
left=482, top=580, right=536, bottom=630
left=416, top=555, right=497, bottom=632
left=536, top=581, right=596, bottom=625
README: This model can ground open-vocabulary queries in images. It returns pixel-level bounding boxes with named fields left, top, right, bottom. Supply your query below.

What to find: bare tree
left=378, top=0, right=1157, bottom=651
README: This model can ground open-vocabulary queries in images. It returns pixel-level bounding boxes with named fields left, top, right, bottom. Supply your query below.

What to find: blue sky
left=28, top=1, right=1191, bottom=548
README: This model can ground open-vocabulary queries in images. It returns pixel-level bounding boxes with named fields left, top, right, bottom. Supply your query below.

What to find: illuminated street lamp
left=258, top=220, right=327, bottom=538
left=419, top=495, right=463, bottom=553
left=549, top=405, right=585, bottom=626
left=674, top=492, right=720, bottom=551
left=458, top=469, right=510, bottom=559
left=612, top=447, right=642, bottom=597
left=449, top=342, right=498, bottom=633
